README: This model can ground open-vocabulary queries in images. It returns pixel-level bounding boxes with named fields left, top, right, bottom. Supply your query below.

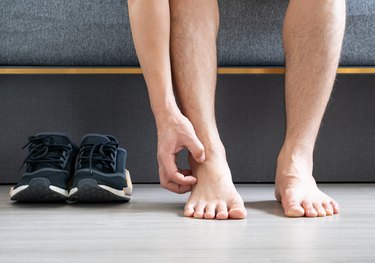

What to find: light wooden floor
left=0, top=184, right=374, bottom=263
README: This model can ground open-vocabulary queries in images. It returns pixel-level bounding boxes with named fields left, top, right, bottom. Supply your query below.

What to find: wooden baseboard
left=0, top=67, right=374, bottom=74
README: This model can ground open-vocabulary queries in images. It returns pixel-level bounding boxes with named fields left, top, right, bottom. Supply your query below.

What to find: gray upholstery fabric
left=0, top=0, right=374, bottom=66
left=0, top=0, right=137, bottom=66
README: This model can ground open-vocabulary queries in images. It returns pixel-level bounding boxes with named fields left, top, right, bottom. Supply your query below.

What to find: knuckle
left=168, top=174, right=178, bottom=182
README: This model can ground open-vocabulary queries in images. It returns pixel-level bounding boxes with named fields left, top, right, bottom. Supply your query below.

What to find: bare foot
left=275, top=148, right=340, bottom=217
left=184, top=151, right=247, bottom=220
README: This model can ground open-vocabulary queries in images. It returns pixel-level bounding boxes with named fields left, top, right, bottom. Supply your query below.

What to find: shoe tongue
left=81, top=134, right=110, bottom=146
left=35, top=132, right=71, bottom=145
left=29, top=133, right=72, bottom=171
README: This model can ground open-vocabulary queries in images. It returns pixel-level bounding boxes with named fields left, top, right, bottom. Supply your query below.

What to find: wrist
left=153, top=103, right=182, bottom=128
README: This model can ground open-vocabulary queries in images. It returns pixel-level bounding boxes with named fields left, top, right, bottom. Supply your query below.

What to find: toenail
left=194, top=214, right=203, bottom=218
left=308, top=209, right=316, bottom=214
left=289, top=206, right=301, bottom=211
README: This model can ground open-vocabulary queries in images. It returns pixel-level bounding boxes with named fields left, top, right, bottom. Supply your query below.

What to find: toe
left=331, top=200, right=340, bottom=214
left=228, top=201, right=247, bottom=219
left=193, top=203, right=205, bottom=219
left=204, top=203, right=216, bottom=219
left=322, top=201, right=334, bottom=216
left=282, top=198, right=304, bottom=217
left=285, top=205, right=305, bottom=217
left=302, top=201, right=318, bottom=217
left=313, top=202, right=326, bottom=217
left=184, top=203, right=195, bottom=217
left=216, top=203, right=229, bottom=220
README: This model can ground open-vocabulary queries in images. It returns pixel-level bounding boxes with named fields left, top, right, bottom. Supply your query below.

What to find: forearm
left=128, top=0, right=180, bottom=123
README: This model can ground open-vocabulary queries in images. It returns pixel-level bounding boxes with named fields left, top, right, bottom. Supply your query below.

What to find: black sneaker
left=68, top=134, right=132, bottom=202
left=10, top=132, right=78, bottom=202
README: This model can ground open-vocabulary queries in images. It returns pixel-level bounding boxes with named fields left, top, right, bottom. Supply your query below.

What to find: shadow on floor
left=126, top=201, right=186, bottom=217
left=9, top=200, right=129, bottom=209
left=70, top=201, right=186, bottom=217
left=245, top=200, right=285, bottom=218
left=10, top=201, right=68, bottom=209
left=10, top=199, right=286, bottom=219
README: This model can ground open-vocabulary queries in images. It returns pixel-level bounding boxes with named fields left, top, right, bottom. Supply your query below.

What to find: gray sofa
left=0, top=0, right=374, bottom=183
left=1, top=0, right=375, bottom=66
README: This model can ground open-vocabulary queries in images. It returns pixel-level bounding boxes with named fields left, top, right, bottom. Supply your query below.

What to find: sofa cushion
left=0, top=0, right=374, bottom=66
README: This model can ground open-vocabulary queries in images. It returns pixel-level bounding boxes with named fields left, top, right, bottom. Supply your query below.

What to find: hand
left=156, top=112, right=205, bottom=194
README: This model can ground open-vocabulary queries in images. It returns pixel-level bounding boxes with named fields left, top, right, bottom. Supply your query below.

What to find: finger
left=163, top=181, right=192, bottom=194
left=185, top=135, right=205, bottom=163
left=160, top=153, right=190, bottom=185
left=171, top=172, right=197, bottom=186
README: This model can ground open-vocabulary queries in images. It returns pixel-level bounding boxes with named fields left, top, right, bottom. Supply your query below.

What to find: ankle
left=276, top=145, right=315, bottom=183
left=277, top=141, right=314, bottom=171
left=278, top=141, right=314, bottom=162
left=192, top=135, right=226, bottom=161
left=204, top=142, right=226, bottom=161
left=277, top=149, right=313, bottom=169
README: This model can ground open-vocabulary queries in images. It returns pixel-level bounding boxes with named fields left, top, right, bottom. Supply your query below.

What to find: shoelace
left=77, top=141, right=118, bottom=175
left=19, top=135, right=71, bottom=172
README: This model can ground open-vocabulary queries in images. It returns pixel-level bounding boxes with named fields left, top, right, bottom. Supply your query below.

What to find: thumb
left=186, top=135, right=205, bottom=163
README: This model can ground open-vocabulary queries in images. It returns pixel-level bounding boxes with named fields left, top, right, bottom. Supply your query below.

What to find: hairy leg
left=276, top=0, right=346, bottom=217
left=128, top=1, right=206, bottom=194
left=170, top=0, right=246, bottom=219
